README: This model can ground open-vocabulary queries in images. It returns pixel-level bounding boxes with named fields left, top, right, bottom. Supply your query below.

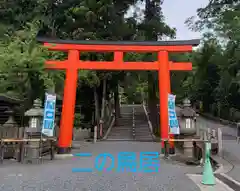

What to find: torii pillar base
left=169, top=147, right=175, bottom=154
left=57, top=147, right=72, bottom=154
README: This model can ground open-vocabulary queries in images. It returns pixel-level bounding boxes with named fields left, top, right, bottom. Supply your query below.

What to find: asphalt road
left=175, top=106, right=237, bottom=140
left=0, top=142, right=201, bottom=191
left=195, top=114, right=240, bottom=184
left=197, top=116, right=237, bottom=140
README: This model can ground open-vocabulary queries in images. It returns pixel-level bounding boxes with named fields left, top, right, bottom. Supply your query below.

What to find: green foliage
left=2, top=0, right=239, bottom=125
left=179, top=0, right=240, bottom=120
left=0, top=22, right=45, bottom=99
left=74, top=113, right=84, bottom=128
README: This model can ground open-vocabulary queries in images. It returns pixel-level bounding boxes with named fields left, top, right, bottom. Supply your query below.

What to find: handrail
left=100, top=99, right=116, bottom=140
left=142, top=102, right=153, bottom=133
left=95, top=99, right=115, bottom=139
left=132, top=105, right=135, bottom=139
left=102, top=115, right=115, bottom=140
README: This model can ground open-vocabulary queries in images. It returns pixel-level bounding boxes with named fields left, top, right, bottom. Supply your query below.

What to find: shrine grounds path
left=1, top=104, right=239, bottom=191
left=0, top=141, right=203, bottom=191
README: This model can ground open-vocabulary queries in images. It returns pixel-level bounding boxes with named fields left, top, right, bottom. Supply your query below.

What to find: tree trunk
left=114, top=84, right=121, bottom=125
left=148, top=72, right=159, bottom=135
left=94, top=87, right=100, bottom=123
left=100, top=78, right=107, bottom=120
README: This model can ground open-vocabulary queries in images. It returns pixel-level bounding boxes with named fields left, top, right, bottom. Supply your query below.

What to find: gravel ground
left=0, top=141, right=201, bottom=191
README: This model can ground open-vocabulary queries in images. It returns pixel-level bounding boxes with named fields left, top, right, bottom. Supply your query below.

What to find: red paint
left=43, top=42, right=194, bottom=151
left=158, top=51, right=170, bottom=149
left=58, top=50, right=79, bottom=148
left=46, top=61, right=192, bottom=71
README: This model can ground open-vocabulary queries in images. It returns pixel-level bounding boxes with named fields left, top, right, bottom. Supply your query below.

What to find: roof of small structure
left=0, top=93, right=22, bottom=104
left=36, top=36, right=200, bottom=47
left=180, top=107, right=197, bottom=117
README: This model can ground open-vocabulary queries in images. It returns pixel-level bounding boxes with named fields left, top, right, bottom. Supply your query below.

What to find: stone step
left=112, top=128, right=132, bottom=130
left=135, top=135, right=152, bottom=138
left=109, top=136, right=132, bottom=138
left=134, top=132, right=152, bottom=135
left=109, top=134, right=132, bottom=136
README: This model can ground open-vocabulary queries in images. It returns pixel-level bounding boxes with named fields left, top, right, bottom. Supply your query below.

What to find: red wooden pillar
left=158, top=51, right=170, bottom=153
left=58, top=50, right=79, bottom=154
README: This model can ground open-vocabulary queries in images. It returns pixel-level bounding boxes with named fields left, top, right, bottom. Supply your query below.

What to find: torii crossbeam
left=37, top=37, right=200, bottom=154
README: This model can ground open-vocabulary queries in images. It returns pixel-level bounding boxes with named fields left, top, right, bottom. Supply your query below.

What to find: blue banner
left=42, top=93, right=56, bottom=137
left=168, top=94, right=180, bottom=134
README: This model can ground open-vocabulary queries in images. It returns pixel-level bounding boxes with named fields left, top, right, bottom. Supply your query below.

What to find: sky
left=162, top=0, right=209, bottom=40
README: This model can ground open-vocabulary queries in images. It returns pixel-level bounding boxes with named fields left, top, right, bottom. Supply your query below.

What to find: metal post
left=99, top=119, right=103, bottom=138
left=93, top=125, right=97, bottom=143
left=0, top=140, right=4, bottom=164
left=132, top=105, right=135, bottom=139
left=217, top=128, right=223, bottom=157
left=203, top=131, right=208, bottom=141
left=164, top=140, right=169, bottom=158
left=207, top=128, right=211, bottom=141
left=201, top=131, right=208, bottom=162
left=237, top=123, right=240, bottom=144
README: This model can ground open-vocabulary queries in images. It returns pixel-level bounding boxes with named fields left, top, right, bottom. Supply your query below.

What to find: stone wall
left=54, top=125, right=91, bottom=141
left=73, top=128, right=91, bottom=140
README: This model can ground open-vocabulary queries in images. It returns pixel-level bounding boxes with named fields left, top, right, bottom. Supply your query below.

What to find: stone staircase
left=106, top=104, right=154, bottom=141
left=134, top=105, right=154, bottom=141
left=106, top=105, right=133, bottom=140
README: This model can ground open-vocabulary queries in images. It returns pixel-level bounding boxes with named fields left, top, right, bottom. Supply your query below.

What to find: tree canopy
left=0, top=0, right=239, bottom=129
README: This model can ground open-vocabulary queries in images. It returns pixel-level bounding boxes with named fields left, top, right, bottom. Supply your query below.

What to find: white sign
left=41, top=93, right=56, bottom=137
left=168, top=94, right=180, bottom=135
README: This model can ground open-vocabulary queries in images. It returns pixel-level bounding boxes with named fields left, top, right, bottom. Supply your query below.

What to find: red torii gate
left=37, top=37, right=200, bottom=154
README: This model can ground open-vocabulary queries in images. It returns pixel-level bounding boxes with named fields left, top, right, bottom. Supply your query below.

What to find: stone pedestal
left=24, top=129, right=40, bottom=163
left=183, top=138, right=194, bottom=159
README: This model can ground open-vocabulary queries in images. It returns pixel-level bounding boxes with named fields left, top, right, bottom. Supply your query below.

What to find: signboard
left=41, top=93, right=56, bottom=137
left=168, top=94, right=180, bottom=135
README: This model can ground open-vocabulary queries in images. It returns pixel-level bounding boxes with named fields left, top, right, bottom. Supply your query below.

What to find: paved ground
left=0, top=141, right=204, bottom=191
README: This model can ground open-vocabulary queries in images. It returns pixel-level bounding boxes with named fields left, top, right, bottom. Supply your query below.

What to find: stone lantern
left=179, top=98, right=197, bottom=135
left=24, top=99, right=44, bottom=162
left=178, top=98, right=197, bottom=160
left=24, top=99, right=44, bottom=134
left=2, top=109, right=18, bottom=158
left=3, top=109, right=18, bottom=138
